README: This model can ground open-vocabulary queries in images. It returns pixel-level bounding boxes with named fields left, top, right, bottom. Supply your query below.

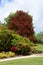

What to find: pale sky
left=0, top=0, right=43, bottom=33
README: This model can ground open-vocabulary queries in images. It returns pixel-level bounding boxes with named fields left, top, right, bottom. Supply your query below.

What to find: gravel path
left=0, top=53, right=43, bottom=62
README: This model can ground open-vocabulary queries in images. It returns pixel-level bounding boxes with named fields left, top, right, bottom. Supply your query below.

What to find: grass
left=0, top=57, right=43, bottom=65
left=35, top=44, right=43, bottom=52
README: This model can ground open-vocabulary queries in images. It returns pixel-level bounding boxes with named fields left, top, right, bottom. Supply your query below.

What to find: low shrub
left=0, top=52, right=7, bottom=59
left=0, top=51, right=15, bottom=59
left=8, top=51, right=15, bottom=57
left=10, top=34, right=36, bottom=55
left=10, top=42, right=35, bottom=55
left=19, top=44, right=31, bottom=55
left=10, top=46, right=18, bottom=53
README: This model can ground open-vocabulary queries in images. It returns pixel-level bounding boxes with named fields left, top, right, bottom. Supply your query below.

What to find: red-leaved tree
left=5, top=10, right=37, bottom=43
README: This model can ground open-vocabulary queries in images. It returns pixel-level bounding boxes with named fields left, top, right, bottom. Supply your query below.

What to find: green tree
left=37, top=32, right=43, bottom=43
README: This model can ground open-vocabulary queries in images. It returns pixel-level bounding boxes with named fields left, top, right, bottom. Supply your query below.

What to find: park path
left=0, top=53, right=43, bottom=62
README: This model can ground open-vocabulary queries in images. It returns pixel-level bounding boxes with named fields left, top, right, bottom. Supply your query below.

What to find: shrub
left=10, top=42, right=35, bottom=55
left=0, top=30, right=14, bottom=51
left=10, top=34, right=35, bottom=55
left=0, top=52, right=7, bottom=59
left=18, top=43, right=31, bottom=55
left=11, top=34, right=34, bottom=46
left=0, top=51, right=15, bottom=59
left=10, top=46, right=19, bottom=53
left=0, top=29, right=35, bottom=55
left=8, top=51, right=15, bottom=57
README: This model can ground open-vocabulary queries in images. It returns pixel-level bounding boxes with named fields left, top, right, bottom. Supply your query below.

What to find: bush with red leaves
left=10, top=46, right=18, bottom=53
left=5, top=10, right=37, bottom=43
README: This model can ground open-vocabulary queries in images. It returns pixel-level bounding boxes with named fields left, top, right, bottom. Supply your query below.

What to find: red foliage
left=10, top=46, right=18, bottom=53
left=8, top=10, right=37, bottom=43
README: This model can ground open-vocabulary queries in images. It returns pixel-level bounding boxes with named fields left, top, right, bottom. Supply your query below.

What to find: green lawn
left=0, top=57, right=43, bottom=65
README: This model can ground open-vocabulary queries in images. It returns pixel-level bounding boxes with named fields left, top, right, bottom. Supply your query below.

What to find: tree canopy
left=5, top=10, right=37, bottom=43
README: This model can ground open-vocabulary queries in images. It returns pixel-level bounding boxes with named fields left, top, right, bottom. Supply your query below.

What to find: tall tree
left=5, top=10, right=37, bottom=43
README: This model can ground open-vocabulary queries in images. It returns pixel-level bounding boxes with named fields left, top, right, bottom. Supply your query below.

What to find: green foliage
left=11, top=34, right=35, bottom=55
left=0, top=22, right=3, bottom=30
left=11, top=34, right=34, bottom=46
left=0, top=30, right=14, bottom=51
left=36, top=32, right=43, bottom=43
left=10, top=34, right=35, bottom=55
left=10, top=42, right=35, bottom=55
left=16, top=43, right=33, bottom=55
left=35, top=44, right=43, bottom=53
left=5, top=12, right=17, bottom=25
left=0, top=28, right=35, bottom=55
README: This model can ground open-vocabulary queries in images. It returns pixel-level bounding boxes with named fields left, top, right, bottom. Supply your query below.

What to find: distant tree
left=37, top=32, right=43, bottom=43
left=0, top=22, right=8, bottom=30
left=5, top=10, right=37, bottom=43
left=2, top=23, right=8, bottom=30
left=0, top=22, right=3, bottom=30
